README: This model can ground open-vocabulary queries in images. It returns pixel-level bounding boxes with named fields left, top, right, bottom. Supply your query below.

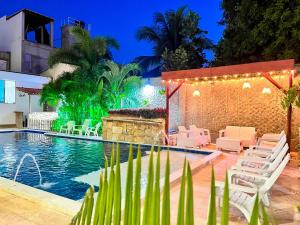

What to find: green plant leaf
left=93, top=172, right=104, bottom=225
left=161, top=151, right=170, bottom=225
left=177, top=158, right=186, bottom=225
left=207, top=167, right=216, bottom=225
left=249, top=194, right=260, bottom=225
left=124, top=144, right=133, bottom=225
left=261, top=202, right=270, bottom=225
left=113, top=144, right=121, bottom=225
left=86, top=186, right=95, bottom=225
left=142, top=146, right=155, bottom=225
left=105, top=149, right=115, bottom=225
left=132, top=145, right=142, bottom=225
left=98, top=158, right=109, bottom=225
left=151, top=146, right=161, bottom=225
left=185, top=162, right=194, bottom=225
left=221, top=172, right=229, bottom=225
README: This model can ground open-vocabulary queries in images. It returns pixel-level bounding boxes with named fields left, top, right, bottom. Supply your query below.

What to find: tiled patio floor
left=0, top=191, right=74, bottom=225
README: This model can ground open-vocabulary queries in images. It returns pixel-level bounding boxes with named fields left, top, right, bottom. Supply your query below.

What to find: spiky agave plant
left=70, top=144, right=274, bottom=225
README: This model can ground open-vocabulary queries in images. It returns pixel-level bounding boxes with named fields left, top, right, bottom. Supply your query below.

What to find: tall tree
left=214, top=0, right=300, bottom=66
left=135, top=6, right=213, bottom=72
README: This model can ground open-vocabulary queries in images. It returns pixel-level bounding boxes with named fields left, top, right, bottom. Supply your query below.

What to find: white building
left=0, top=71, right=50, bottom=127
left=0, top=9, right=54, bottom=74
left=0, top=9, right=57, bottom=128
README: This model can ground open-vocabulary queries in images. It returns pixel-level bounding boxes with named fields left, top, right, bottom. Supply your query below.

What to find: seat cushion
left=239, top=127, right=255, bottom=140
left=225, top=126, right=240, bottom=139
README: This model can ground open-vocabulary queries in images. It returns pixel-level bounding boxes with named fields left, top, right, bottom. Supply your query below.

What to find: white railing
left=28, top=112, right=58, bottom=131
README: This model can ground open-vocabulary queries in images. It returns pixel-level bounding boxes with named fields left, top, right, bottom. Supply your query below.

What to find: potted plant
left=282, top=82, right=300, bottom=168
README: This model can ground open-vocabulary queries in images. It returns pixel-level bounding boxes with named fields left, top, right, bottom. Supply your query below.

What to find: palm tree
left=48, top=26, right=119, bottom=70
left=100, top=61, right=142, bottom=109
left=135, top=6, right=213, bottom=72
left=41, top=27, right=120, bottom=125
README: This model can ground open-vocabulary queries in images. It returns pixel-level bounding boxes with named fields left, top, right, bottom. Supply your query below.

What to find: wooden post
left=165, top=84, right=170, bottom=135
left=287, top=71, right=294, bottom=151
left=165, top=82, right=183, bottom=135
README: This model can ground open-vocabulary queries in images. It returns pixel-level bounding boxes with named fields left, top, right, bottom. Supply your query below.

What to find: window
left=0, top=80, right=16, bottom=104
left=0, top=60, right=7, bottom=71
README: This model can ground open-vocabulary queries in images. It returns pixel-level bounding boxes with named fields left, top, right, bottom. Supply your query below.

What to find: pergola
left=161, top=59, right=298, bottom=146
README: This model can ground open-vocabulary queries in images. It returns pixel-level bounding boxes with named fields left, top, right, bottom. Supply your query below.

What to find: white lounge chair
left=73, top=119, right=92, bottom=136
left=243, top=134, right=286, bottom=161
left=87, top=122, right=101, bottom=136
left=216, top=153, right=290, bottom=221
left=176, top=125, right=203, bottom=148
left=59, top=121, right=75, bottom=134
left=260, top=130, right=285, bottom=142
left=229, top=144, right=289, bottom=188
left=189, top=125, right=211, bottom=144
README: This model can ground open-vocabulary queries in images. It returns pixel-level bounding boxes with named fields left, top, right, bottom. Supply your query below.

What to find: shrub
left=109, top=108, right=167, bottom=119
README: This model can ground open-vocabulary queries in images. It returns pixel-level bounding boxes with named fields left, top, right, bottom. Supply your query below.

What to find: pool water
left=0, top=131, right=146, bottom=200
left=0, top=131, right=209, bottom=201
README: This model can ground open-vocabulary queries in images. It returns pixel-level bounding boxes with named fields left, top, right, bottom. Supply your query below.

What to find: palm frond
left=48, top=48, right=80, bottom=67
left=104, top=37, right=120, bottom=50
left=133, top=55, right=161, bottom=71
left=92, top=38, right=107, bottom=57
left=120, top=63, right=140, bottom=77
left=136, top=27, right=161, bottom=42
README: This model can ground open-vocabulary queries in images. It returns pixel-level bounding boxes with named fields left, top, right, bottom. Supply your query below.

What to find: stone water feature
left=102, top=113, right=166, bottom=145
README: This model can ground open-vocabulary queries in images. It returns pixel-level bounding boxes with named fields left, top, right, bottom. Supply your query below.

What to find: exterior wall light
left=193, top=90, right=201, bottom=97
left=242, top=82, right=251, bottom=89
left=142, top=84, right=155, bottom=96
left=262, top=87, right=271, bottom=94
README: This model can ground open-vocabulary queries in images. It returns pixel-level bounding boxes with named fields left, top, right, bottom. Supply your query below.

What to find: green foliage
left=71, top=146, right=275, bottom=225
left=100, top=61, right=142, bottom=109
left=162, top=46, right=189, bottom=71
left=221, top=172, right=229, bottom=225
left=207, top=167, right=216, bottom=225
left=214, top=0, right=300, bottom=66
left=161, top=151, right=170, bottom=225
left=41, top=27, right=142, bottom=126
left=281, top=83, right=300, bottom=110
left=132, top=145, right=141, bottom=225
left=109, top=108, right=167, bottom=119
left=124, top=144, right=133, bottom=225
left=135, top=6, right=213, bottom=73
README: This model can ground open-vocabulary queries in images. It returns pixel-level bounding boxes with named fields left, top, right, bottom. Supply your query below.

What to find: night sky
left=0, top=0, right=224, bottom=63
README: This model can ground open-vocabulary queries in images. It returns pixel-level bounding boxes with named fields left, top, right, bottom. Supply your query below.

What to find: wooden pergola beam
left=165, top=82, right=183, bottom=134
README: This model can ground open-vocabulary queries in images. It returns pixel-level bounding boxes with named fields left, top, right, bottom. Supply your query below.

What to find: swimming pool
left=0, top=131, right=210, bottom=200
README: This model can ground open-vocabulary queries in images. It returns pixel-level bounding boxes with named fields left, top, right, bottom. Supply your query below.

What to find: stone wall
left=102, top=115, right=165, bottom=145
left=175, top=74, right=300, bottom=151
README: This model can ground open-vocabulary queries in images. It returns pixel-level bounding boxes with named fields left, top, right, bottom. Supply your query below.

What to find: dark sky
left=0, top=0, right=224, bottom=64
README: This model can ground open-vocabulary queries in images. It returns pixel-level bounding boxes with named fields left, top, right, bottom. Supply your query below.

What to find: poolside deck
left=0, top=191, right=73, bottom=225
left=0, top=152, right=299, bottom=225
left=170, top=153, right=300, bottom=225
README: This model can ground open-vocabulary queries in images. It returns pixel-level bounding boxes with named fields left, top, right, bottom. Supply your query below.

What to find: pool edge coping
left=0, top=177, right=81, bottom=216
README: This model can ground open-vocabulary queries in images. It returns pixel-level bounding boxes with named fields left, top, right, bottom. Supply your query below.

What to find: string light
left=161, top=69, right=290, bottom=87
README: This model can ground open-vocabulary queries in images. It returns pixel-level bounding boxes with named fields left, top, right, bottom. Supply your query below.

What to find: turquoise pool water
left=0, top=131, right=210, bottom=200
